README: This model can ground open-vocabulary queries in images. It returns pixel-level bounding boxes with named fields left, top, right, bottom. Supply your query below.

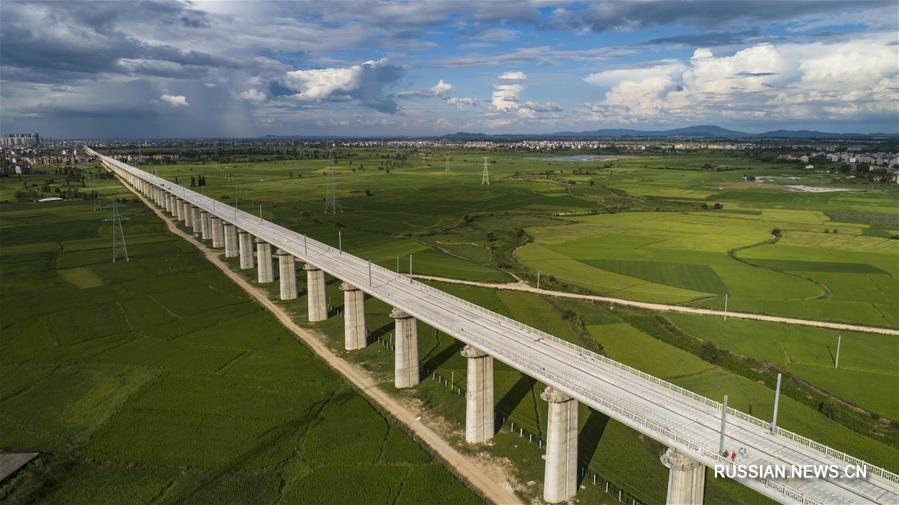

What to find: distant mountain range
left=441, top=125, right=896, bottom=141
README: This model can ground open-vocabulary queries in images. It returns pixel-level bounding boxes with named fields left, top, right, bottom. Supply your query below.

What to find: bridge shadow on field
left=367, top=321, right=394, bottom=345
left=421, top=335, right=464, bottom=380
left=577, top=410, right=609, bottom=486
left=494, top=374, right=536, bottom=435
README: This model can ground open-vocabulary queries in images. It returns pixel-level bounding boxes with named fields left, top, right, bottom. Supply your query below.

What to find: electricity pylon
left=481, top=157, right=490, bottom=185
left=104, top=198, right=130, bottom=263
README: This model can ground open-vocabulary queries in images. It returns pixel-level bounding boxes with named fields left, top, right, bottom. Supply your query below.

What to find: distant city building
left=0, top=133, right=40, bottom=147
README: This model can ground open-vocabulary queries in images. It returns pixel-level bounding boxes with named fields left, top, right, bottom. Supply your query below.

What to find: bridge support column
left=304, top=264, right=327, bottom=322
left=340, top=282, right=366, bottom=350
left=179, top=201, right=189, bottom=225
left=255, top=239, right=273, bottom=283
left=174, top=199, right=183, bottom=220
left=238, top=231, right=254, bottom=269
left=660, top=448, right=705, bottom=505
left=211, top=217, right=224, bottom=248
left=391, top=308, right=419, bottom=388
left=190, top=206, right=201, bottom=233
left=542, top=386, right=578, bottom=504
left=462, top=345, right=494, bottom=444
left=223, top=224, right=238, bottom=257
left=199, top=211, right=211, bottom=240
left=165, top=194, right=173, bottom=213
left=276, top=250, right=298, bottom=300
left=219, top=220, right=238, bottom=258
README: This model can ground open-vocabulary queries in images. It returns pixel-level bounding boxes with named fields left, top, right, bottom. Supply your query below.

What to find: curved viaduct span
left=88, top=147, right=898, bottom=505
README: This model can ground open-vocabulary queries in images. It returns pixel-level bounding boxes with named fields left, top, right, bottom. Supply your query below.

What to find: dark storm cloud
left=643, top=30, right=760, bottom=47
left=555, top=1, right=893, bottom=32
left=0, top=0, right=234, bottom=82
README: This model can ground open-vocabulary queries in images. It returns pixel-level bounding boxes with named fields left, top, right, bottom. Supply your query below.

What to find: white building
left=0, top=133, right=40, bottom=147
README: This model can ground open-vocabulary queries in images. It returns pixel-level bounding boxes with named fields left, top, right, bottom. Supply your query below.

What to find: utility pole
left=338, top=231, right=342, bottom=254
left=409, top=254, right=413, bottom=283
left=537, top=271, right=541, bottom=290
left=481, top=157, right=490, bottom=185
left=724, top=293, right=728, bottom=320
left=835, top=335, right=841, bottom=368
left=770, top=373, right=781, bottom=434
left=325, top=146, right=341, bottom=214
left=719, top=394, right=728, bottom=455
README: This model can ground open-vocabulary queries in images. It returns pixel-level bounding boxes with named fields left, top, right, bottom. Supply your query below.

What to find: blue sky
left=1, top=1, right=897, bottom=138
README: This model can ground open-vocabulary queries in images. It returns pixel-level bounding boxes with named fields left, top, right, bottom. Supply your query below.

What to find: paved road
left=408, top=275, right=899, bottom=336
left=92, top=148, right=899, bottom=505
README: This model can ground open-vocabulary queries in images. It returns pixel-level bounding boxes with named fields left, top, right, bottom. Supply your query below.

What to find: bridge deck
left=91, top=148, right=898, bottom=505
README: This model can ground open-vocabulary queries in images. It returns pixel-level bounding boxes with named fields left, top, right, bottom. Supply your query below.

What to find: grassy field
left=518, top=209, right=897, bottom=326
left=120, top=148, right=898, bottom=329
left=5, top=145, right=896, bottom=504
left=0, top=196, right=479, bottom=505
left=666, top=314, right=899, bottom=419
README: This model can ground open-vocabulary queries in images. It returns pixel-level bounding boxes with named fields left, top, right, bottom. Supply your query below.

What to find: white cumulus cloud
left=160, top=94, right=189, bottom=107
left=430, top=79, right=454, bottom=98
left=396, top=79, right=479, bottom=108
left=282, top=58, right=403, bottom=112
left=492, top=71, right=527, bottom=112
left=239, top=88, right=266, bottom=103
left=583, top=38, right=899, bottom=123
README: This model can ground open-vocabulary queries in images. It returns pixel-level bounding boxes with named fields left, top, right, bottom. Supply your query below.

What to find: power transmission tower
left=104, top=198, right=130, bottom=263
left=481, top=157, right=490, bottom=185
left=324, top=146, right=342, bottom=214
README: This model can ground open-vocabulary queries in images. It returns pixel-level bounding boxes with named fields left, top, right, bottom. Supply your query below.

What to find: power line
left=481, top=156, right=490, bottom=185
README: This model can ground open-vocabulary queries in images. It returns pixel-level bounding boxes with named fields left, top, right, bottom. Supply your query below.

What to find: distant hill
left=441, top=125, right=895, bottom=141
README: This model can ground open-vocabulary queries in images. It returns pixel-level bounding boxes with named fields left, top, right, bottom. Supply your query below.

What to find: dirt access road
left=410, top=275, right=899, bottom=337
left=128, top=188, right=524, bottom=505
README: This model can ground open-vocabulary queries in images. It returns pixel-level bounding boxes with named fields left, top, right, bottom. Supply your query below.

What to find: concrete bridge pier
left=179, top=201, right=189, bottom=225
left=276, top=250, right=298, bottom=300
left=255, top=239, right=273, bottom=283
left=199, top=211, right=211, bottom=240
left=660, top=448, right=705, bottom=505
left=462, top=345, right=494, bottom=443
left=304, top=264, right=328, bottom=322
left=391, top=308, right=419, bottom=389
left=340, top=282, right=366, bottom=350
left=223, top=224, right=238, bottom=257
left=190, top=206, right=201, bottom=233
left=542, top=386, right=578, bottom=504
left=165, top=194, right=173, bottom=213
left=238, top=231, right=254, bottom=269
left=211, top=217, right=224, bottom=248
left=173, top=198, right=182, bottom=219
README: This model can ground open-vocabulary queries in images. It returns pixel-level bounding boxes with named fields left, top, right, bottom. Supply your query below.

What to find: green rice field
left=0, top=196, right=479, bottom=505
